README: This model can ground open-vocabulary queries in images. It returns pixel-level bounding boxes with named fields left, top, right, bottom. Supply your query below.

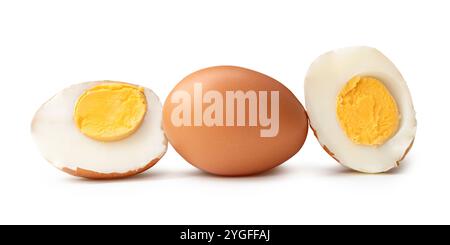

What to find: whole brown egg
left=163, top=66, right=308, bottom=176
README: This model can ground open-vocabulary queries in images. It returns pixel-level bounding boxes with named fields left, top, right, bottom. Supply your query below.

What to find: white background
left=0, top=0, right=448, bottom=225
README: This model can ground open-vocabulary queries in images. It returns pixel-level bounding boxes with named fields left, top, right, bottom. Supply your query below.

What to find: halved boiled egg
left=305, top=46, right=416, bottom=173
left=31, top=81, right=167, bottom=179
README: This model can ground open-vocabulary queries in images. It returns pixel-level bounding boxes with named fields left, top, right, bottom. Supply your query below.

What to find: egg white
left=32, top=81, right=167, bottom=174
left=305, top=46, right=416, bottom=173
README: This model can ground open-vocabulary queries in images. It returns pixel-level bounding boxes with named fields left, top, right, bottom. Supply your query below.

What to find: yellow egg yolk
left=74, top=82, right=147, bottom=142
left=336, top=76, right=399, bottom=146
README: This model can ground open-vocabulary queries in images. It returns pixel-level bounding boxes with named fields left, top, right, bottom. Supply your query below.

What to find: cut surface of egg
left=32, top=81, right=167, bottom=179
left=305, top=46, right=416, bottom=173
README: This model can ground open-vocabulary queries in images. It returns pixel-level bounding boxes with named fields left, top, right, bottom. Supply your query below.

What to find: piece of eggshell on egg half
left=163, top=66, right=308, bottom=176
left=31, top=81, right=168, bottom=179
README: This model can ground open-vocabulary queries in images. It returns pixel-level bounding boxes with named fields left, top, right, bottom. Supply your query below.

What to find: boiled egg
left=31, top=81, right=167, bottom=179
left=163, top=66, right=308, bottom=176
left=304, top=46, right=416, bottom=173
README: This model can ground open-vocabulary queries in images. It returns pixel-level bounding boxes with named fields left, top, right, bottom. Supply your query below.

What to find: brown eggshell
left=310, top=125, right=341, bottom=163
left=163, top=66, right=308, bottom=176
left=396, top=139, right=415, bottom=166
left=61, top=157, right=161, bottom=180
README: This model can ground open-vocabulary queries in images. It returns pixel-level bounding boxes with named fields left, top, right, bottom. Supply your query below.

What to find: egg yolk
left=74, top=82, right=147, bottom=142
left=336, top=76, right=399, bottom=146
